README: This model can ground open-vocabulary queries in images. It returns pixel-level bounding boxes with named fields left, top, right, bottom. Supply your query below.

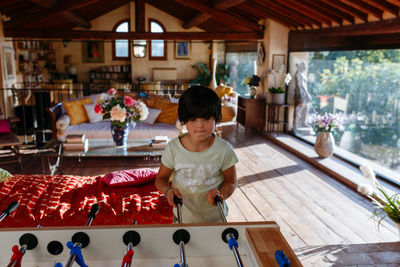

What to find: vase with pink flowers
left=94, top=88, right=148, bottom=147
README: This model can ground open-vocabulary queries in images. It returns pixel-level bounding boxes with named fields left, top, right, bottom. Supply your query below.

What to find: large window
left=226, top=52, right=257, bottom=96
left=149, top=18, right=167, bottom=60
left=291, top=50, right=400, bottom=175
left=113, top=19, right=130, bottom=60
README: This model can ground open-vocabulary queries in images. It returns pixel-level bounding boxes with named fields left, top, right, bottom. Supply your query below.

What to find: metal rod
left=174, top=196, right=183, bottom=224
left=65, top=242, right=80, bottom=267
left=216, top=200, right=227, bottom=223
left=7, top=244, right=27, bottom=267
left=0, top=201, right=19, bottom=223
left=179, top=241, right=186, bottom=266
left=226, top=233, right=244, bottom=267
left=123, top=242, right=133, bottom=267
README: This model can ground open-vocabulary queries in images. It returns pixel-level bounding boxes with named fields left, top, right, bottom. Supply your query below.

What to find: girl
left=155, top=85, right=238, bottom=223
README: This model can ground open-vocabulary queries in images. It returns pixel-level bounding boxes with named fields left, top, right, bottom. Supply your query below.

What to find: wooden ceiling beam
left=255, top=0, right=319, bottom=28
left=309, top=0, right=355, bottom=24
left=300, top=0, right=343, bottom=25
left=173, top=0, right=261, bottom=32
left=237, top=2, right=300, bottom=28
left=275, top=0, right=332, bottom=26
left=320, top=0, right=368, bottom=22
left=363, top=0, right=399, bottom=16
left=290, top=16, right=400, bottom=37
left=341, top=0, right=383, bottom=19
left=183, top=0, right=246, bottom=29
left=3, top=29, right=264, bottom=40
left=135, top=0, right=145, bottom=32
left=10, top=0, right=96, bottom=29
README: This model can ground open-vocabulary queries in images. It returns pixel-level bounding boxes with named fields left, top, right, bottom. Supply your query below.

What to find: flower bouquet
left=357, top=164, right=400, bottom=228
left=244, top=75, right=260, bottom=98
left=94, top=88, right=148, bottom=146
left=311, top=113, right=344, bottom=133
left=244, top=75, right=260, bottom=87
left=269, top=66, right=291, bottom=94
left=311, top=113, right=344, bottom=157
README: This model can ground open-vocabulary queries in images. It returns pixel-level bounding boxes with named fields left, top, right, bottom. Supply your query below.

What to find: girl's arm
left=206, top=165, right=237, bottom=206
left=155, top=163, right=181, bottom=206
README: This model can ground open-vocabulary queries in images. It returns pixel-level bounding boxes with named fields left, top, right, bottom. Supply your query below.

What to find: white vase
left=249, top=86, right=257, bottom=99
left=314, top=132, right=335, bottom=158
left=271, top=93, right=285, bottom=104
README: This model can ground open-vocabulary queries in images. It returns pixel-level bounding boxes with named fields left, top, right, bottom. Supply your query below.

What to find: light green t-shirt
left=161, top=134, right=238, bottom=223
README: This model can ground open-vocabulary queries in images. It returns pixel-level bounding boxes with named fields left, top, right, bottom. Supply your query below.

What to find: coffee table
left=41, top=139, right=165, bottom=175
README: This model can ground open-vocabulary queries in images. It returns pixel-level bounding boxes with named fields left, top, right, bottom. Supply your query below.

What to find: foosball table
left=0, top=197, right=302, bottom=266
left=0, top=222, right=302, bottom=267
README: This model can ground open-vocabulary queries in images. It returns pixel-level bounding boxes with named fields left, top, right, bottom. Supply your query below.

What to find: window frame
left=148, top=18, right=167, bottom=60
left=112, top=19, right=131, bottom=61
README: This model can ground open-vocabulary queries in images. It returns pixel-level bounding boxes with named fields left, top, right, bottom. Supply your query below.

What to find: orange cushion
left=214, top=86, right=226, bottom=99
left=146, top=96, right=178, bottom=124
left=157, top=103, right=178, bottom=124
left=145, top=95, right=169, bottom=108
left=62, top=97, right=92, bottom=125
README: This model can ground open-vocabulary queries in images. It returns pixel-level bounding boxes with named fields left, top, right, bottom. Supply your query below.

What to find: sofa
left=48, top=93, right=181, bottom=142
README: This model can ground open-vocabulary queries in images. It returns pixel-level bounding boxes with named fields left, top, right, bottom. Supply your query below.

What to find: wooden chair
left=0, top=121, right=22, bottom=169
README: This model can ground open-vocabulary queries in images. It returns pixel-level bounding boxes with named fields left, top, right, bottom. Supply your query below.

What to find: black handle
left=2, top=201, right=18, bottom=217
left=174, top=195, right=182, bottom=206
left=88, top=203, right=100, bottom=219
left=214, top=194, right=222, bottom=205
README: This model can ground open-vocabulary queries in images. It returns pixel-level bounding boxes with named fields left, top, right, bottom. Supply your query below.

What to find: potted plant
left=269, top=68, right=291, bottom=104
left=357, top=164, right=400, bottom=231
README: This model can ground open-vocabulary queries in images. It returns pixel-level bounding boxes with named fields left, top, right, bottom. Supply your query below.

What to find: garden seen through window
left=291, top=50, right=400, bottom=176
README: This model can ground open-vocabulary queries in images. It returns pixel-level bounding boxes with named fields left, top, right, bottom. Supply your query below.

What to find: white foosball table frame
left=0, top=221, right=302, bottom=266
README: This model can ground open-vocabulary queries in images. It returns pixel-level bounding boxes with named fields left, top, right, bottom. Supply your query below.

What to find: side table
left=266, top=103, right=290, bottom=135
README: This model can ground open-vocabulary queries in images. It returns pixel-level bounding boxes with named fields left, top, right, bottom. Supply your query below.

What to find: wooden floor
left=5, top=122, right=400, bottom=266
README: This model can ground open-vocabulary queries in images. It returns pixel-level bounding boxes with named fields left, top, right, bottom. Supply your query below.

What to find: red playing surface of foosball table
left=0, top=174, right=173, bottom=227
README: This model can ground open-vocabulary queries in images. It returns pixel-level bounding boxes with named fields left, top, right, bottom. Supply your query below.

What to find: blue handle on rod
left=275, top=250, right=290, bottom=267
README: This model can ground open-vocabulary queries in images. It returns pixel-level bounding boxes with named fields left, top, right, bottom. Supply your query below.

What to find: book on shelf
left=63, top=139, right=89, bottom=152
left=66, top=134, right=86, bottom=143
left=153, top=136, right=169, bottom=143
left=150, top=142, right=168, bottom=150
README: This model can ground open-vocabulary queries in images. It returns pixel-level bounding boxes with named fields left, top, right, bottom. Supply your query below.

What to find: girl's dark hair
left=178, top=85, right=222, bottom=124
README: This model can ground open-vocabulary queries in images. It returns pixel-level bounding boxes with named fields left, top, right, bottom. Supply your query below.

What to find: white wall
left=0, top=18, right=17, bottom=116
left=57, top=3, right=210, bottom=83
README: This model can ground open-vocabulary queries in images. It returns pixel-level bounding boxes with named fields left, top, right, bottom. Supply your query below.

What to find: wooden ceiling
left=1, top=0, right=400, bottom=41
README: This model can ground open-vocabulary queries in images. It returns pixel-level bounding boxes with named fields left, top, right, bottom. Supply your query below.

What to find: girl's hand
left=165, top=187, right=182, bottom=207
left=206, top=188, right=223, bottom=206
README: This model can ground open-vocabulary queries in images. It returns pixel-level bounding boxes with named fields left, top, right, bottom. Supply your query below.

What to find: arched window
left=149, top=18, right=167, bottom=60
left=113, top=19, right=130, bottom=60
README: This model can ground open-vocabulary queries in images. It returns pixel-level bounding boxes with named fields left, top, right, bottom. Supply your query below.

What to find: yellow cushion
left=62, top=97, right=92, bottom=125
left=214, top=86, right=226, bottom=99
left=147, top=96, right=178, bottom=124
left=224, top=86, right=233, bottom=96
left=157, top=103, right=178, bottom=124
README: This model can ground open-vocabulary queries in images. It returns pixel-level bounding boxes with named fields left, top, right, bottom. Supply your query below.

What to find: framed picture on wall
left=82, top=41, right=104, bottom=63
left=272, top=54, right=285, bottom=71
left=3, top=47, right=15, bottom=80
left=174, top=41, right=191, bottom=59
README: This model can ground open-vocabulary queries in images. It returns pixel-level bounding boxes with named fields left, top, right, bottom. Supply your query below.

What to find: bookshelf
left=17, top=40, right=56, bottom=88
left=90, top=64, right=131, bottom=90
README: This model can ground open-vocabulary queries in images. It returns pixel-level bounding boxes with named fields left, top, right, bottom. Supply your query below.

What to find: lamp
left=132, top=40, right=147, bottom=58
left=63, top=55, right=76, bottom=75
left=62, top=39, right=71, bottom=48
